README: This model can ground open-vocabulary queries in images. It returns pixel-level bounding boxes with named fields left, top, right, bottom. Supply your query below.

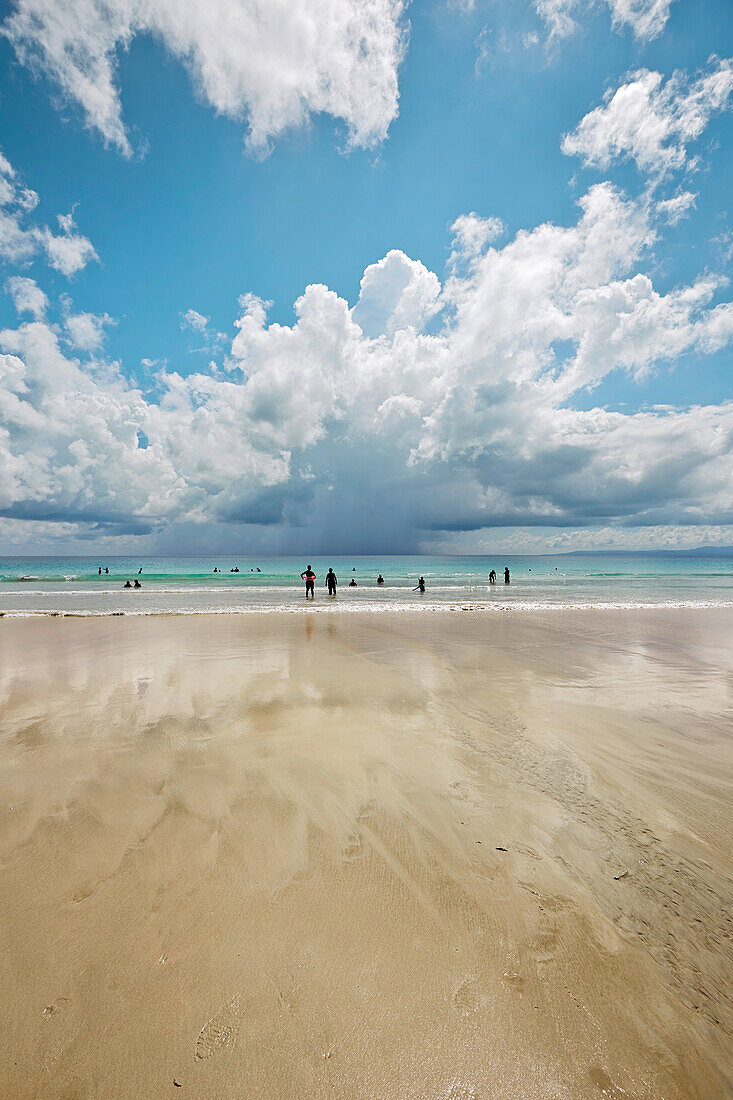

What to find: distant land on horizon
left=559, top=546, right=733, bottom=557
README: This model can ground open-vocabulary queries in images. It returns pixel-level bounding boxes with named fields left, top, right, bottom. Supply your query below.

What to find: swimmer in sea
left=413, top=576, right=426, bottom=593
left=134, top=579, right=141, bottom=588
left=377, top=574, right=384, bottom=585
left=123, top=580, right=132, bottom=588
left=301, top=565, right=316, bottom=599
left=348, top=579, right=357, bottom=587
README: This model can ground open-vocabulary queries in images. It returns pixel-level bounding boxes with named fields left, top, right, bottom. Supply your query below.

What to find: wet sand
left=0, top=608, right=731, bottom=1099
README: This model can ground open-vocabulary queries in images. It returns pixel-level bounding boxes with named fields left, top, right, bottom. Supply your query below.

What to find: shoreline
left=1, top=597, right=732, bottom=617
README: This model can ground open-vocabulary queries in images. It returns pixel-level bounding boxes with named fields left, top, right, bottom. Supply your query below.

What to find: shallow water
left=1, top=552, right=732, bottom=615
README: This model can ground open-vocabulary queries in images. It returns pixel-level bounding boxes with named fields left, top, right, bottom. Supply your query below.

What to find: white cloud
left=563, top=58, right=733, bottom=177
left=351, top=250, right=441, bottom=338
left=36, top=225, right=98, bottom=277
left=535, top=0, right=583, bottom=39
left=64, top=310, right=115, bottom=352
left=0, top=157, right=39, bottom=264
left=656, top=190, right=696, bottom=224
left=181, top=308, right=209, bottom=334
left=449, top=212, right=504, bottom=267
left=5, top=276, right=48, bottom=318
left=0, top=148, right=97, bottom=276
left=1, top=185, right=732, bottom=545
left=3, top=0, right=408, bottom=157
left=607, top=0, right=675, bottom=40
left=535, top=0, right=675, bottom=41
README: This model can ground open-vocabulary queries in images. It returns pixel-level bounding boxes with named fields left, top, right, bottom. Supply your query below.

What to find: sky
left=0, top=0, right=731, bottom=555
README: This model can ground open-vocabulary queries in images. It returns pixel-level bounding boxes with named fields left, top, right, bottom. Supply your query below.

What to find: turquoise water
left=1, top=553, right=732, bottom=615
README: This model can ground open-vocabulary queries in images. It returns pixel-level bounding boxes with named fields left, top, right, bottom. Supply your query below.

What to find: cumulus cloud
left=351, top=250, right=441, bottom=338
left=36, top=225, right=98, bottom=277
left=64, top=309, right=115, bottom=352
left=536, top=0, right=675, bottom=40
left=1, top=184, right=732, bottom=547
left=3, top=0, right=408, bottom=157
left=5, top=276, right=48, bottom=319
left=0, top=150, right=97, bottom=276
left=562, top=58, right=733, bottom=177
left=449, top=213, right=504, bottom=267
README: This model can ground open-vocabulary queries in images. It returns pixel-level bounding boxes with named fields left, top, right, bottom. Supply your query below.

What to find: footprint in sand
left=588, top=1065, right=637, bottom=1098
left=42, top=996, right=70, bottom=1018
left=341, top=833, right=363, bottom=863
left=452, top=976, right=490, bottom=1015
left=194, top=996, right=243, bottom=1061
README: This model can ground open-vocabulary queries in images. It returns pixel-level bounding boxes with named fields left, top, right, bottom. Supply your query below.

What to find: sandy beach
left=0, top=608, right=731, bottom=1099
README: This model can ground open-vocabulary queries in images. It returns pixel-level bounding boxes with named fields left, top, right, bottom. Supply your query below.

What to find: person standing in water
left=489, top=569, right=496, bottom=584
left=301, top=565, right=316, bottom=599
left=377, top=574, right=384, bottom=585
left=504, top=567, right=510, bottom=584
left=326, top=568, right=337, bottom=596
left=414, top=576, right=426, bottom=593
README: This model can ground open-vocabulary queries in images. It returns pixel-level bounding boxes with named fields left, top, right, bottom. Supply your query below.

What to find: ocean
left=1, top=553, right=732, bottom=615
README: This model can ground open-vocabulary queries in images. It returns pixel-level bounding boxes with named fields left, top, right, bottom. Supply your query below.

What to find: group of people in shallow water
left=300, top=566, right=427, bottom=599
left=304, top=566, right=510, bottom=598
left=112, top=562, right=511, bottom=594
left=95, top=564, right=145, bottom=588
left=213, top=566, right=262, bottom=573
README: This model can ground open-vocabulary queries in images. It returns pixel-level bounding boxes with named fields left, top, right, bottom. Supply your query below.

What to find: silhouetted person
left=326, top=568, right=337, bottom=595
left=377, top=574, right=384, bottom=585
left=301, top=565, right=316, bottom=598
left=489, top=569, right=496, bottom=584
left=348, top=579, right=357, bottom=587
left=123, top=580, right=132, bottom=588
left=138, top=567, right=142, bottom=574
left=105, top=567, right=109, bottom=574
left=214, top=567, right=218, bottom=573
left=98, top=566, right=102, bottom=575
left=134, top=579, right=141, bottom=588
left=414, top=576, right=426, bottom=593
left=256, top=567, right=261, bottom=572
left=504, top=567, right=510, bottom=585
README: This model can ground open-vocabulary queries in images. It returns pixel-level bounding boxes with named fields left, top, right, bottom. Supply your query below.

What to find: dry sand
left=0, top=608, right=731, bottom=1099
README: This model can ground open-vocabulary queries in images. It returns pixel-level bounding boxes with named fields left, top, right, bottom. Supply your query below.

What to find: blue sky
left=0, top=0, right=731, bottom=554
